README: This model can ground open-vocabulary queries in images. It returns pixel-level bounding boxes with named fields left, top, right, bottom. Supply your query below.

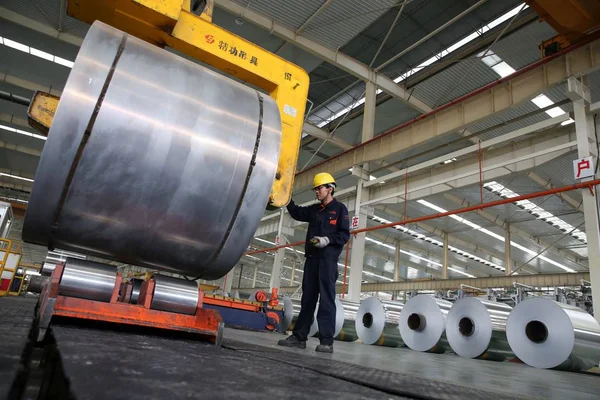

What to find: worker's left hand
left=311, top=236, right=330, bottom=248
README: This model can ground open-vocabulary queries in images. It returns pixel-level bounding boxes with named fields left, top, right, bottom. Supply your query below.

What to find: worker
left=278, top=173, right=350, bottom=353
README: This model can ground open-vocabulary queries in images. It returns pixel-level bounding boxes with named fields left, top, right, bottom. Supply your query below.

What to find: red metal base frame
left=38, top=263, right=223, bottom=344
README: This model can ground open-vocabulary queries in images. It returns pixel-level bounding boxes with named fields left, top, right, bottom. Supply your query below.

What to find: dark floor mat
left=0, top=296, right=38, bottom=399
left=222, top=339, right=526, bottom=400
left=51, top=324, right=410, bottom=399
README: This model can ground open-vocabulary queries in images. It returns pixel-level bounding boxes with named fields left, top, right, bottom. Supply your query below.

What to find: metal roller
left=355, top=297, right=404, bottom=347
left=446, top=297, right=513, bottom=361
left=399, top=295, right=452, bottom=353
left=58, top=258, right=117, bottom=302
left=130, top=278, right=143, bottom=304
left=27, top=275, right=50, bottom=293
left=150, top=275, right=199, bottom=315
left=506, top=297, right=600, bottom=371
left=40, top=262, right=56, bottom=277
left=23, top=20, right=282, bottom=280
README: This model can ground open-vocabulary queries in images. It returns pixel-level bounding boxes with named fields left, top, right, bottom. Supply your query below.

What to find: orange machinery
left=38, top=259, right=286, bottom=343
left=527, top=0, right=600, bottom=57
left=38, top=260, right=224, bottom=344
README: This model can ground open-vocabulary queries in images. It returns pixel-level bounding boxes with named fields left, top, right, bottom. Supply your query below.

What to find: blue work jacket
left=286, top=198, right=350, bottom=260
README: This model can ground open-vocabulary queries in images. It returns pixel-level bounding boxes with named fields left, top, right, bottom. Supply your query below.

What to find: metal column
left=223, top=267, right=234, bottom=294
left=570, top=77, right=600, bottom=322
left=505, top=223, right=512, bottom=276
left=348, top=181, right=367, bottom=301
left=290, top=258, right=297, bottom=286
left=348, top=80, right=376, bottom=301
left=252, top=265, right=258, bottom=288
left=393, top=240, right=401, bottom=282
left=270, top=210, right=285, bottom=290
left=442, top=232, right=449, bottom=279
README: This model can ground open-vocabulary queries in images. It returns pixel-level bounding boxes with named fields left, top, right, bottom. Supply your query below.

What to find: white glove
left=311, top=236, right=330, bottom=248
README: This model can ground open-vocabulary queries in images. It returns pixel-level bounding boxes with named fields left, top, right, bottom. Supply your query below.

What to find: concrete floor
left=224, top=328, right=600, bottom=400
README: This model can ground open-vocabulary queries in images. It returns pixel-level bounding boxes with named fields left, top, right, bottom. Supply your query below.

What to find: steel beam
left=0, top=7, right=83, bottom=46
left=302, top=123, right=352, bottom=150
left=442, top=193, right=588, bottom=269
left=526, top=171, right=583, bottom=211
left=294, top=39, right=600, bottom=190
left=214, top=0, right=432, bottom=113
left=276, top=272, right=590, bottom=293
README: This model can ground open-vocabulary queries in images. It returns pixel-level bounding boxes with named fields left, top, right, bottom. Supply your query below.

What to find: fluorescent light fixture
left=0, top=36, right=74, bottom=69
left=0, top=196, right=28, bottom=204
left=372, top=214, right=504, bottom=271
left=244, top=254, right=261, bottom=260
left=561, top=119, right=575, bottom=126
left=365, top=236, right=443, bottom=267
left=448, top=267, right=476, bottom=278
left=443, top=158, right=457, bottom=164
left=313, top=4, right=528, bottom=127
left=418, top=196, right=576, bottom=273
left=254, top=237, right=275, bottom=245
left=0, top=124, right=47, bottom=140
left=484, top=182, right=586, bottom=243
left=0, top=173, right=33, bottom=182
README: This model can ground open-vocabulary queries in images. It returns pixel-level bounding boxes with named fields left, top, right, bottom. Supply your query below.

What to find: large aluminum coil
left=399, top=295, right=452, bottom=353
left=446, top=297, right=513, bottom=361
left=58, top=258, right=117, bottom=302
left=22, top=21, right=282, bottom=280
left=355, top=297, right=404, bottom=347
left=336, top=300, right=360, bottom=342
left=150, top=275, right=199, bottom=315
left=506, top=297, right=600, bottom=371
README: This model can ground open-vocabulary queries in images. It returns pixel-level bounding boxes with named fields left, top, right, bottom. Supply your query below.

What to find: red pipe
left=297, top=31, right=600, bottom=178
left=244, top=179, right=600, bottom=255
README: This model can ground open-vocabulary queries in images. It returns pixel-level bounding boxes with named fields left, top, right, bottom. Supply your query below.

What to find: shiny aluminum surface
left=130, top=278, right=143, bottom=304
left=446, top=297, right=513, bottom=359
left=58, top=258, right=117, bottom=302
left=507, top=297, right=600, bottom=370
left=40, top=262, right=57, bottom=276
left=150, top=275, right=199, bottom=315
left=356, top=297, right=404, bottom=347
left=23, top=21, right=282, bottom=280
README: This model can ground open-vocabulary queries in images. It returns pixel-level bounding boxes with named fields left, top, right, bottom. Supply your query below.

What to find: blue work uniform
left=286, top=198, right=350, bottom=345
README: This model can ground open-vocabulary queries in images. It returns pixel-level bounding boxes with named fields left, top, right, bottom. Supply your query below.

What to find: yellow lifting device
left=29, top=0, right=309, bottom=208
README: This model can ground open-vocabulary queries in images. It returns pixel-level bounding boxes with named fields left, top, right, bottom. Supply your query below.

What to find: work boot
left=278, top=335, right=306, bottom=349
left=315, top=344, right=333, bottom=353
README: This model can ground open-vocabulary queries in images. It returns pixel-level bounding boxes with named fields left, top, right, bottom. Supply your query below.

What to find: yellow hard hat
left=313, top=172, right=336, bottom=188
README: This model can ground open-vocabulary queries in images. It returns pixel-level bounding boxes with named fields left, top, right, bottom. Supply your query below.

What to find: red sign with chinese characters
left=351, top=216, right=359, bottom=230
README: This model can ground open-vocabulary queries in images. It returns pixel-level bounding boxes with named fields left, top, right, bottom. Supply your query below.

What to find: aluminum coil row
left=280, top=294, right=600, bottom=371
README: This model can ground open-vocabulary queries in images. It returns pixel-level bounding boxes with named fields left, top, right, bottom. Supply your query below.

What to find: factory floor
left=2, top=296, right=600, bottom=400
left=226, top=328, right=600, bottom=399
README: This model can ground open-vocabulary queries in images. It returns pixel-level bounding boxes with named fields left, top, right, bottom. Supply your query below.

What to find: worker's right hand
left=311, top=236, right=330, bottom=248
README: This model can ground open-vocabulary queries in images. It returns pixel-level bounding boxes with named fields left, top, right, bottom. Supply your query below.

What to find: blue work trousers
left=293, top=257, right=338, bottom=345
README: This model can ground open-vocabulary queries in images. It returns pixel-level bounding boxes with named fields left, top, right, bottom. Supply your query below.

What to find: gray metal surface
left=507, top=297, right=600, bottom=370
left=399, top=295, right=452, bottom=353
left=446, top=297, right=513, bottom=360
left=40, top=262, right=56, bottom=277
left=23, top=20, right=282, bottom=280
left=58, top=258, right=117, bottom=302
left=150, top=275, right=198, bottom=315
left=27, top=274, right=49, bottom=293
left=336, top=299, right=359, bottom=342
left=130, top=278, right=143, bottom=304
